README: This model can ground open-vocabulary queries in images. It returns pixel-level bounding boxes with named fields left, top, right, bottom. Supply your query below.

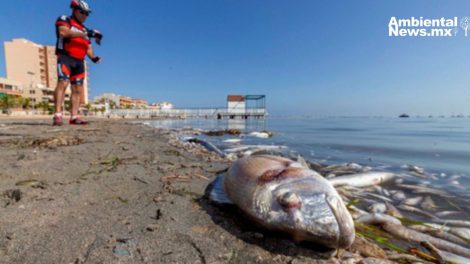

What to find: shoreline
left=1, top=118, right=468, bottom=263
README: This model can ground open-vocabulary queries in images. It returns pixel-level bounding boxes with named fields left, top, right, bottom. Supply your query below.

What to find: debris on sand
left=15, top=179, right=47, bottom=189
left=3, top=135, right=83, bottom=149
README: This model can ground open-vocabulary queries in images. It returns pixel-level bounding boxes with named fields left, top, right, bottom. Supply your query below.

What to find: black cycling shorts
left=57, top=54, right=85, bottom=85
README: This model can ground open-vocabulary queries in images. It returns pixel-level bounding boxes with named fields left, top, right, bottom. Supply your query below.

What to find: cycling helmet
left=70, top=0, right=92, bottom=14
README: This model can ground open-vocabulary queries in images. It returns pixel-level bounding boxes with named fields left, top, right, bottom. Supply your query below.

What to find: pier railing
left=106, top=108, right=266, bottom=119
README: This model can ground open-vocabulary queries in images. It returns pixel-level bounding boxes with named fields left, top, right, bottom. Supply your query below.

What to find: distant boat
left=399, top=113, right=410, bottom=118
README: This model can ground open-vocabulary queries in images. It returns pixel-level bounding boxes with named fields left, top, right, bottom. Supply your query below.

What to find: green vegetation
left=355, top=222, right=407, bottom=253
left=0, top=94, right=22, bottom=114
left=36, top=101, right=54, bottom=114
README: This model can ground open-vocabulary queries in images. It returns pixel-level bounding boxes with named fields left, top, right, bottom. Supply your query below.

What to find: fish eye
left=278, top=192, right=301, bottom=209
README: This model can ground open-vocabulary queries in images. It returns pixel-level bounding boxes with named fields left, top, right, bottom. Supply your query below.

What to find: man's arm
left=87, top=45, right=101, bottom=64
left=58, top=25, right=86, bottom=38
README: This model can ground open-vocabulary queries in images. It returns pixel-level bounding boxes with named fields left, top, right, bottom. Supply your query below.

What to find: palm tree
left=109, top=100, right=117, bottom=109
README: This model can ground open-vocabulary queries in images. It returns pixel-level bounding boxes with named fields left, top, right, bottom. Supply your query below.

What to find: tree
left=109, top=100, right=117, bottom=109
left=0, top=94, right=20, bottom=114
left=36, top=101, right=50, bottom=114
left=22, top=97, right=31, bottom=110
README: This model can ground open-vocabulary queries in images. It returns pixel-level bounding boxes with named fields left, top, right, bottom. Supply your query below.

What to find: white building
left=227, top=95, right=245, bottom=114
left=159, top=102, right=173, bottom=110
left=93, top=93, right=121, bottom=107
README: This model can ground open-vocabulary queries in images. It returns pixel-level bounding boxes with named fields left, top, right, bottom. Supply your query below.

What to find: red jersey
left=55, top=15, right=90, bottom=60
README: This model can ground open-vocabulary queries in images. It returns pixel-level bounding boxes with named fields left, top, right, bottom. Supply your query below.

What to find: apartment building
left=130, top=98, right=149, bottom=109
left=119, top=96, right=133, bottom=108
left=3, top=38, right=89, bottom=104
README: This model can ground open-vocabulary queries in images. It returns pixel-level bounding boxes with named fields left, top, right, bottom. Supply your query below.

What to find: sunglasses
left=79, top=10, right=90, bottom=16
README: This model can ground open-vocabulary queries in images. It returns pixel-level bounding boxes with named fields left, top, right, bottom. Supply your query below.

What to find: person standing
left=53, top=0, right=102, bottom=125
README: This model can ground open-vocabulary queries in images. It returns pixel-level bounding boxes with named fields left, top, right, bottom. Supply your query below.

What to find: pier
left=106, top=107, right=266, bottom=119
left=106, top=95, right=267, bottom=119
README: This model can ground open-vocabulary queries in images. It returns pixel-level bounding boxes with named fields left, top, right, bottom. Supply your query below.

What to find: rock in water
left=208, top=155, right=355, bottom=249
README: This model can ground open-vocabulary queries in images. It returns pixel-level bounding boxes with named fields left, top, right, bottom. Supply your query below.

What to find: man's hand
left=87, top=29, right=103, bottom=45
left=91, top=56, right=101, bottom=64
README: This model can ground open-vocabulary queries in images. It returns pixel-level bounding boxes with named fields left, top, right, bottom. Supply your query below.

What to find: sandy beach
left=0, top=118, right=397, bottom=264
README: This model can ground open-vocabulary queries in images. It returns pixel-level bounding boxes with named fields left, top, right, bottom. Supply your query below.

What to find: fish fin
left=296, top=155, right=310, bottom=169
left=208, top=174, right=234, bottom=204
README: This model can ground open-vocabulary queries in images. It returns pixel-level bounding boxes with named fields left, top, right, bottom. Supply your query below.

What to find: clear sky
left=1, top=0, right=470, bottom=116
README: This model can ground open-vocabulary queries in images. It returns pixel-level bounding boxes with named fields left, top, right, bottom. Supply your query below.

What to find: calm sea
left=145, top=117, right=470, bottom=198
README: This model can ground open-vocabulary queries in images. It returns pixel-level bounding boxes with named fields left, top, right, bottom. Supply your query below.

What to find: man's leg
left=53, top=80, right=69, bottom=125
left=70, top=84, right=82, bottom=117
left=54, top=80, right=69, bottom=113
left=69, top=84, right=88, bottom=125
left=68, top=57, right=87, bottom=125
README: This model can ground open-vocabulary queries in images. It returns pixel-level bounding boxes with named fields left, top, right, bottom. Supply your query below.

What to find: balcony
left=42, top=95, right=53, bottom=102
left=0, top=88, right=23, bottom=97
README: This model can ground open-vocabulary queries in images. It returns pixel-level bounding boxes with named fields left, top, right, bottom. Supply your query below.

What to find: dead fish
left=390, top=190, right=406, bottom=202
left=397, top=204, right=438, bottom=219
left=356, top=212, right=402, bottom=226
left=224, top=145, right=287, bottom=153
left=208, top=155, right=355, bottom=249
left=368, top=203, right=387, bottom=214
left=328, top=172, right=394, bottom=187
left=373, top=186, right=390, bottom=197
left=421, top=196, right=437, bottom=211
left=248, top=131, right=272, bottom=138
left=396, top=184, right=450, bottom=197
left=223, top=138, right=242, bottom=144
left=296, top=155, right=309, bottom=169
left=186, top=138, right=226, bottom=158
left=403, top=164, right=425, bottom=175
left=435, top=211, right=461, bottom=217
left=435, top=250, right=470, bottom=264
left=402, top=196, right=424, bottom=206
left=363, top=192, right=394, bottom=203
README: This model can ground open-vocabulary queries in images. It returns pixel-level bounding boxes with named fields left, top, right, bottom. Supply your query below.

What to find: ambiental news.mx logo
left=388, top=16, right=470, bottom=37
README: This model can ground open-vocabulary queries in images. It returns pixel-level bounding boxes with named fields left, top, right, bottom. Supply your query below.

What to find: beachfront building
left=227, top=95, right=246, bottom=114
left=147, top=102, right=173, bottom=110
left=130, top=98, right=149, bottom=109
left=119, top=96, right=133, bottom=108
left=93, top=93, right=121, bottom=108
left=159, top=102, right=173, bottom=110
left=3, top=38, right=89, bottom=104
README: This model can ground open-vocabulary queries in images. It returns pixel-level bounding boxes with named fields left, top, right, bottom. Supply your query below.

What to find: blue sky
left=1, top=0, right=470, bottom=116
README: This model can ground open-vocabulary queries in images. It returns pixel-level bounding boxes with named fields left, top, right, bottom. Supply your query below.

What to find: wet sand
left=0, top=118, right=391, bottom=264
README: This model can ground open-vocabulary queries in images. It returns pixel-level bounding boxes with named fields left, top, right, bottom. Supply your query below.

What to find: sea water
left=145, top=117, right=470, bottom=199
